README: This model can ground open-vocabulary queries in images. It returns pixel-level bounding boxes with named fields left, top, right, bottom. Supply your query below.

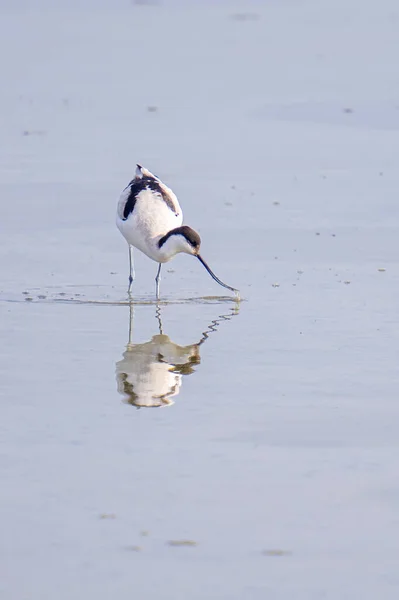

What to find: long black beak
left=197, top=255, right=238, bottom=293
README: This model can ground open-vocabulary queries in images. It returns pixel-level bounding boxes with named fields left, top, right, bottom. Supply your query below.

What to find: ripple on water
left=0, top=285, right=242, bottom=306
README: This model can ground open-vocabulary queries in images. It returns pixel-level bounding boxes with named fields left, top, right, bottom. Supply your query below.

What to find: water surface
left=1, top=1, right=399, bottom=599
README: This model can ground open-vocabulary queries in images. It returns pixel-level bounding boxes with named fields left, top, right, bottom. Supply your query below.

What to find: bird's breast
left=117, top=189, right=183, bottom=262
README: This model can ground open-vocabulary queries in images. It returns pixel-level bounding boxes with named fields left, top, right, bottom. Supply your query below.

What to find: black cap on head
left=179, top=226, right=201, bottom=250
left=158, top=226, right=201, bottom=251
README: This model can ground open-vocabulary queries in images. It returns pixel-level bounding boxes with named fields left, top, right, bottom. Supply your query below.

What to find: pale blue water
left=1, top=1, right=399, bottom=599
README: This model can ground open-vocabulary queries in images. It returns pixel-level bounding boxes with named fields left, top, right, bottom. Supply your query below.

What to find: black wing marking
left=123, top=177, right=178, bottom=220
left=123, top=186, right=137, bottom=220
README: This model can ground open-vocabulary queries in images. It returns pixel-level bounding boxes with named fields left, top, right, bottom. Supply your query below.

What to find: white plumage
left=116, top=164, right=238, bottom=298
left=116, top=165, right=183, bottom=263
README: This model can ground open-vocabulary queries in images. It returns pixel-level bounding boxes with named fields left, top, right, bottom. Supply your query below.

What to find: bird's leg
left=128, top=245, right=135, bottom=293
left=155, top=263, right=162, bottom=299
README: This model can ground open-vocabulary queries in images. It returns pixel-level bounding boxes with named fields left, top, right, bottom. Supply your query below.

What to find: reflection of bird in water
left=115, top=303, right=239, bottom=408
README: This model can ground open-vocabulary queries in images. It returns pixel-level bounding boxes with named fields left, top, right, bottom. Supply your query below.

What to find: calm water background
left=1, top=1, right=399, bottom=598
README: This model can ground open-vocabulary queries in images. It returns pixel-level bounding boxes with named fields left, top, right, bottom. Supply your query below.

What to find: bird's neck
left=157, top=231, right=190, bottom=262
left=156, top=236, right=180, bottom=262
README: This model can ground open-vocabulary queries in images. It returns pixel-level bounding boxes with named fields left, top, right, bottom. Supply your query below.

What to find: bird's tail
left=135, top=164, right=159, bottom=180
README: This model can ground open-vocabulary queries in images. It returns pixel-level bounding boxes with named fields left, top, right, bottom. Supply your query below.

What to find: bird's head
left=158, top=226, right=238, bottom=294
left=158, top=226, right=201, bottom=259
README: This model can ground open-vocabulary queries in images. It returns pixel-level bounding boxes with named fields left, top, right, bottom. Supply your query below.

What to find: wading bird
left=116, top=164, right=238, bottom=298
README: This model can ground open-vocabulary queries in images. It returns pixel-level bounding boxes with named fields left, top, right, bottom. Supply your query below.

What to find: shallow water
left=2, top=1, right=399, bottom=599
